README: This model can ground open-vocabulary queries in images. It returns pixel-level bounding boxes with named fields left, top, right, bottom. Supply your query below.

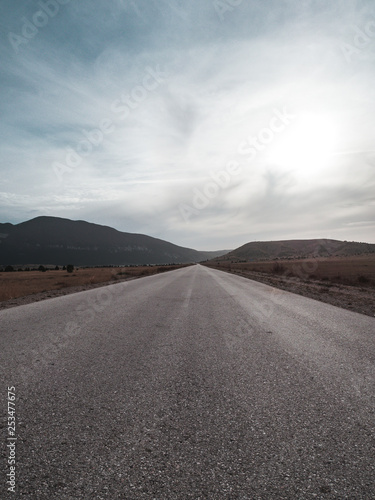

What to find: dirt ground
left=1, top=262, right=374, bottom=317
left=205, top=266, right=375, bottom=318
left=212, top=254, right=375, bottom=285
left=0, top=265, right=189, bottom=311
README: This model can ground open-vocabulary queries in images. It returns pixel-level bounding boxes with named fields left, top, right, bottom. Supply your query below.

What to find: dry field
left=208, top=254, right=375, bottom=286
left=0, top=265, right=190, bottom=303
left=204, top=255, right=375, bottom=317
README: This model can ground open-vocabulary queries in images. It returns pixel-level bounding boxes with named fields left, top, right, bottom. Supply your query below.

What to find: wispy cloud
left=1, top=0, right=374, bottom=247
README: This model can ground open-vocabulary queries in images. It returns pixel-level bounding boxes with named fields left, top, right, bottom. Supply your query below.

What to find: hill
left=215, top=238, right=375, bottom=262
left=0, top=216, right=226, bottom=266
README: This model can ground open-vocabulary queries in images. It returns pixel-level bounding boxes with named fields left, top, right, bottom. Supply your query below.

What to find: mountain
left=0, top=216, right=227, bottom=266
left=213, top=238, right=375, bottom=262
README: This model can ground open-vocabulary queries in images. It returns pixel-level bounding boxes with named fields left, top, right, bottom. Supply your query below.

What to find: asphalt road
left=1, top=264, right=375, bottom=499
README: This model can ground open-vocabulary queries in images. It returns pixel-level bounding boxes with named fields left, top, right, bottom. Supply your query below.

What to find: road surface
left=1, top=264, right=375, bottom=498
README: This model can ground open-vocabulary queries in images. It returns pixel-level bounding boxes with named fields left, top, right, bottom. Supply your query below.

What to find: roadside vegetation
left=204, top=254, right=375, bottom=287
left=0, top=264, right=192, bottom=302
left=203, top=255, right=375, bottom=317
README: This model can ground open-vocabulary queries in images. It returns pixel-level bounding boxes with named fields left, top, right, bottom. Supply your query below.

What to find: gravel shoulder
left=204, top=266, right=375, bottom=318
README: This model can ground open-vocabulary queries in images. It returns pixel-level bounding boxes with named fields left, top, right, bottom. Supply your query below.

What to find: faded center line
left=182, top=265, right=198, bottom=308
left=183, top=287, right=193, bottom=308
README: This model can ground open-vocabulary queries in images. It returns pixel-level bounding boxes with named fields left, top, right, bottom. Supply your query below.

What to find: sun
left=268, top=113, right=338, bottom=176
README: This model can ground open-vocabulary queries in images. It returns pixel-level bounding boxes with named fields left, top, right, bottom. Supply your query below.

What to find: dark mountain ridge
left=0, top=216, right=226, bottom=266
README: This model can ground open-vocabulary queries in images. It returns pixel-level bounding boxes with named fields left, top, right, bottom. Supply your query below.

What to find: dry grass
left=204, top=255, right=375, bottom=317
left=206, top=254, right=375, bottom=287
left=0, top=265, right=189, bottom=302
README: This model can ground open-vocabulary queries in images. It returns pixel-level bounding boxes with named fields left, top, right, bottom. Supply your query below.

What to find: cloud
left=1, top=0, right=375, bottom=247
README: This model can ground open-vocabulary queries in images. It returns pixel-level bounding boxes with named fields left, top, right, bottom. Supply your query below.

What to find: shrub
left=4, top=265, right=14, bottom=272
left=38, top=265, right=46, bottom=272
left=358, top=275, right=370, bottom=284
left=271, top=262, right=286, bottom=274
left=66, top=264, right=74, bottom=273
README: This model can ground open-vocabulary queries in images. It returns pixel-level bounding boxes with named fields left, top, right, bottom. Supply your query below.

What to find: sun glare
left=268, top=114, right=338, bottom=176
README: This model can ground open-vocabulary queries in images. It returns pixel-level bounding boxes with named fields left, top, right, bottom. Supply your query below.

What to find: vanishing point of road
left=1, top=264, right=374, bottom=498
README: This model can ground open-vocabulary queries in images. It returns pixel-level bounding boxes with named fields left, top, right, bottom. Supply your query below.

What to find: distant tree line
left=0, top=264, right=75, bottom=272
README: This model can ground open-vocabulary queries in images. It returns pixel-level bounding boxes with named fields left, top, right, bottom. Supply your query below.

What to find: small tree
left=5, top=265, right=14, bottom=272
left=67, top=264, right=74, bottom=273
left=38, top=265, right=46, bottom=272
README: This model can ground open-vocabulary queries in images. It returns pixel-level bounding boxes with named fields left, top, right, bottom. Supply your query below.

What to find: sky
left=0, top=0, right=374, bottom=250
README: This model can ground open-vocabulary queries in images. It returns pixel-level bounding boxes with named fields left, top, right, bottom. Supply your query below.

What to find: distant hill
left=0, top=216, right=227, bottom=266
left=214, top=239, right=375, bottom=262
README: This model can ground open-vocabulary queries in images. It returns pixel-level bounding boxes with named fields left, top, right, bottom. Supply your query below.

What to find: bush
left=38, top=265, right=46, bottom=272
left=358, top=275, right=370, bottom=284
left=66, top=264, right=74, bottom=273
left=4, top=265, right=14, bottom=272
left=271, top=262, right=286, bottom=274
